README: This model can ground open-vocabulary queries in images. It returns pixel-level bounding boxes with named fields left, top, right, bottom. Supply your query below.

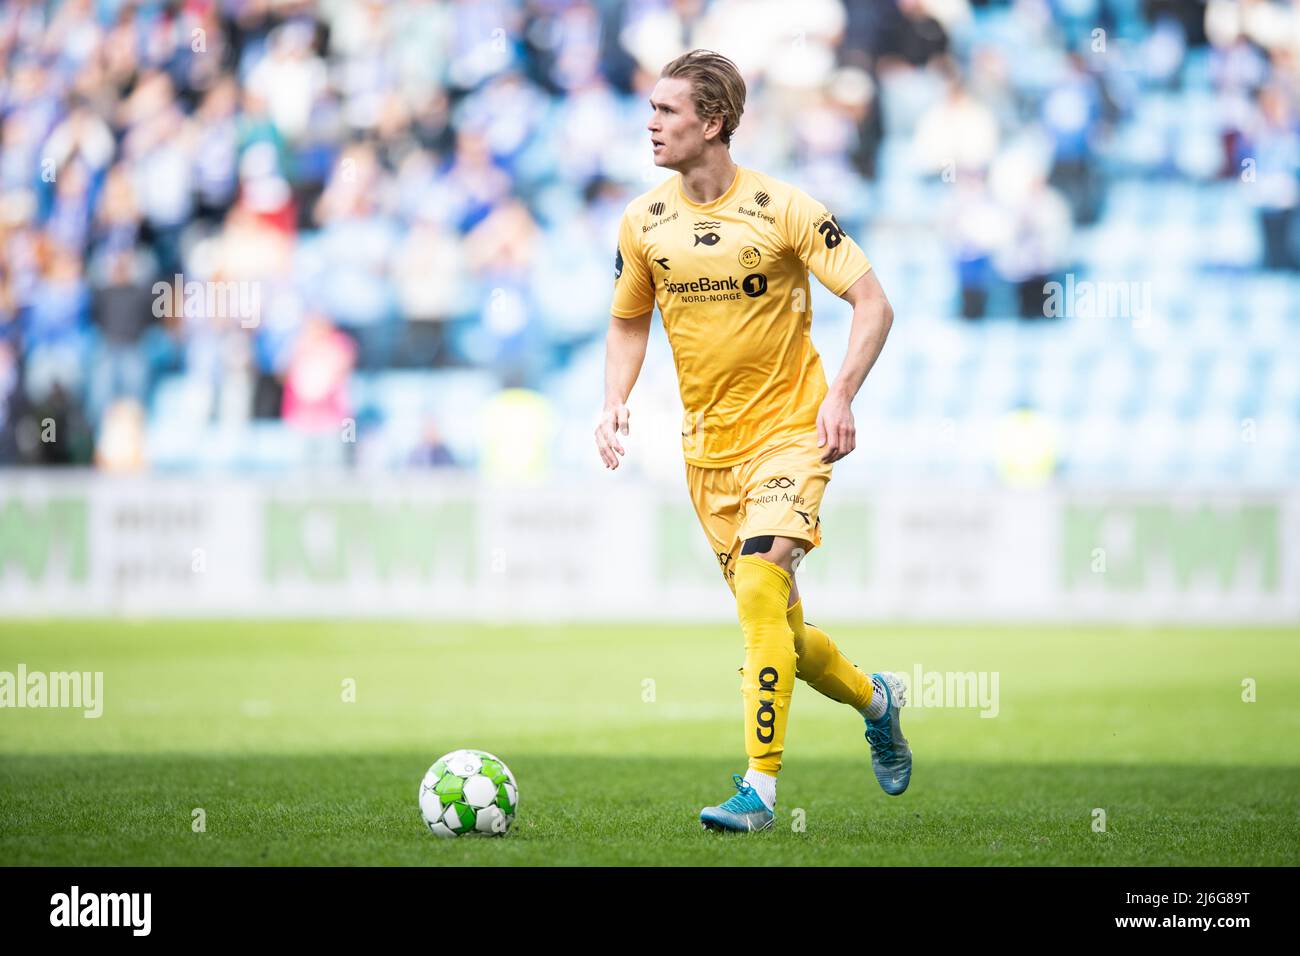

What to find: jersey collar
left=677, top=164, right=745, bottom=213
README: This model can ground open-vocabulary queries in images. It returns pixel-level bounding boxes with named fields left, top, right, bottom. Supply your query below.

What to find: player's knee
left=734, top=554, right=785, bottom=609
left=792, top=631, right=809, bottom=678
left=733, top=558, right=764, bottom=603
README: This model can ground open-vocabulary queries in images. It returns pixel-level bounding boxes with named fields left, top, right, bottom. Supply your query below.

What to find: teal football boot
left=700, top=774, right=774, bottom=832
left=864, top=672, right=912, bottom=795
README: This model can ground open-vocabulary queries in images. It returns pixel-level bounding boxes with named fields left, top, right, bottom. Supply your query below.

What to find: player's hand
left=816, top=393, right=855, bottom=463
left=595, top=403, right=630, bottom=470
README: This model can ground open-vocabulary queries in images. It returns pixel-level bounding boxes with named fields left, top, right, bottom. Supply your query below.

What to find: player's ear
left=702, top=112, right=724, bottom=142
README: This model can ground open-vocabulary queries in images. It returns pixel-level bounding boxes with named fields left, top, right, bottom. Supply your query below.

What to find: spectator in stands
left=1243, top=83, right=1300, bottom=271
left=913, top=61, right=999, bottom=177
left=24, top=242, right=89, bottom=404
left=88, top=247, right=152, bottom=426
left=0, top=0, right=1291, bottom=479
left=282, top=312, right=356, bottom=435
left=0, top=339, right=29, bottom=463
left=408, top=416, right=456, bottom=468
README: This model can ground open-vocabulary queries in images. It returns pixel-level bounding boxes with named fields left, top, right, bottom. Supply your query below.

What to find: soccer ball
left=419, top=749, right=518, bottom=838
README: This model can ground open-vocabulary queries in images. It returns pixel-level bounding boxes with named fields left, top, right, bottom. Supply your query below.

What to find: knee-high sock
left=787, top=599, right=874, bottom=710
left=734, top=555, right=796, bottom=776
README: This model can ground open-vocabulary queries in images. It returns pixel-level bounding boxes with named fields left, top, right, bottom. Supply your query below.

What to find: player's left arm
left=784, top=187, right=895, bottom=463
left=817, top=269, right=893, bottom=463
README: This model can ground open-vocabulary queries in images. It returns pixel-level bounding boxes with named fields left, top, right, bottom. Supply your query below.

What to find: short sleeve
left=610, top=209, right=655, bottom=318
left=785, top=187, right=872, bottom=297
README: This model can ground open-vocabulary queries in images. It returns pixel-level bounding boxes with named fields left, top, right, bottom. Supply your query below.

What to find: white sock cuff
left=743, top=768, right=777, bottom=810
left=859, top=673, right=889, bottom=720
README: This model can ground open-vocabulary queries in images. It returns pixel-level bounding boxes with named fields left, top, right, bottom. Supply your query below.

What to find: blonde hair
left=660, top=50, right=746, bottom=146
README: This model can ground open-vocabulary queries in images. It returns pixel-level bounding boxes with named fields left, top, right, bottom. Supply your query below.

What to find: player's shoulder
left=741, top=167, right=814, bottom=210
left=737, top=168, right=822, bottom=238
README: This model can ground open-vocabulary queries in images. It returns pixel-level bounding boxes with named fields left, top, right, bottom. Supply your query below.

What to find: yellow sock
left=786, top=599, right=874, bottom=710
left=734, top=555, right=796, bottom=776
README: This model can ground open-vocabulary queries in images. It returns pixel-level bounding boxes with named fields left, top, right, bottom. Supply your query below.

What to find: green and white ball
left=419, top=749, right=518, bottom=838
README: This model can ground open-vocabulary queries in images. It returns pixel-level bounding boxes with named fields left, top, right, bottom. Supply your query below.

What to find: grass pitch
left=2, top=620, right=1298, bottom=866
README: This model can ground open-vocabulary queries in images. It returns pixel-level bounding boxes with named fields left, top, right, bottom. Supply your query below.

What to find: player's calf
left=734, top=554, right=796, bottom=777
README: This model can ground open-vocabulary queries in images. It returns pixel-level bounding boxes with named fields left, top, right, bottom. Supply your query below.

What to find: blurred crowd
left=0, top=0, right=1297, bottom=470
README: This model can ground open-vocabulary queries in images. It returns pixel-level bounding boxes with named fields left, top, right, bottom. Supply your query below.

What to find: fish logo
left=693, top=220, right=722, bottom=247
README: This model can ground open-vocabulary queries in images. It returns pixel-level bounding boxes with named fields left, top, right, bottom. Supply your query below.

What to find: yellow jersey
left=611, top=165, right=871, bottom=467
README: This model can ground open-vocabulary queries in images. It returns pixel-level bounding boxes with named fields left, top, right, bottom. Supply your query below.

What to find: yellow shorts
left=685, top=429, right=832, bottom=591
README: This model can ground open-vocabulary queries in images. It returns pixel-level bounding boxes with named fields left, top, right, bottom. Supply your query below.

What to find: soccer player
left=596, top=50, right=909, bottom=833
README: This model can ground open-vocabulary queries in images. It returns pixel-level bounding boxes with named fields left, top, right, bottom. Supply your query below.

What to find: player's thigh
left=685, top=461, right=744, bottom=589
left=736, top=431, right=832, bottom=570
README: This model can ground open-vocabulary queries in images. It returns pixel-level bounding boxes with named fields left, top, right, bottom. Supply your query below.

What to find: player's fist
left=816, top=394, right=855, bottom=463
left=595, top=404, right=630, bottom=470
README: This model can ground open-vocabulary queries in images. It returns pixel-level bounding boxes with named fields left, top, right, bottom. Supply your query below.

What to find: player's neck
left=677, top=151, right=738, bottom=205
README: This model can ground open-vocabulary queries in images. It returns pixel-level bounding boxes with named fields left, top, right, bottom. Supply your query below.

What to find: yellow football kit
left=611, top=165, right=876, bottom=777
left=611, top=165, right=870, bottom=467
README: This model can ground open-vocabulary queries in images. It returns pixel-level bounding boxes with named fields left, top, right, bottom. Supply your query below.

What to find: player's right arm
left=598, top=308, right=650, bottom=469
left=597, top=207, right=656, bottom=471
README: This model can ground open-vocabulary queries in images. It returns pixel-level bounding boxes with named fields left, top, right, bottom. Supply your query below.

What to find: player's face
left=648, top=77, right=712, bottom=170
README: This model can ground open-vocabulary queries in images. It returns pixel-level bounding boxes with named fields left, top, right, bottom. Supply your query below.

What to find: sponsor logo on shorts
left=717, top=551, right=735, bottom=581
left=752, top=491, right=805, bottom=507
